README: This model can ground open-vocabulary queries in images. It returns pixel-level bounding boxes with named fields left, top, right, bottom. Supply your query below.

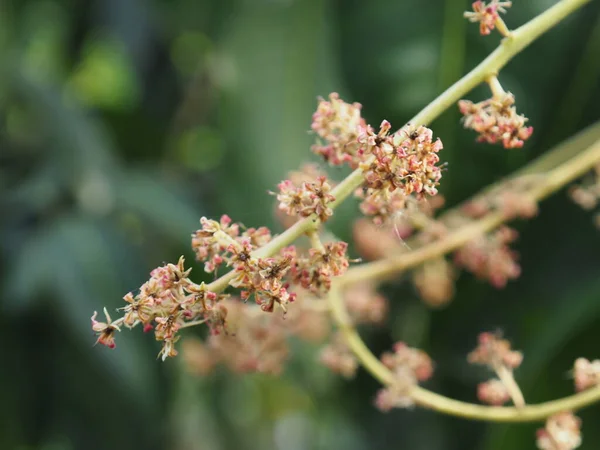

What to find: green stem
left=205, top=0, right=593, bottom=294
left=341, top=136, right=600, bottom=285
left=327, top=285, right=600, bottom=423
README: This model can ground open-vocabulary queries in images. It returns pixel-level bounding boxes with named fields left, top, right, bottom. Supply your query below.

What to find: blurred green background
left=1, top=0, right=600, bottom=449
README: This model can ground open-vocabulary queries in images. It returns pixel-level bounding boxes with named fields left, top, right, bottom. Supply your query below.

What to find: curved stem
left=205, top=0, right=592, bottom=295
left=340, top=137, right=600, bottom=286
left=327, top=286, right=600, bottom=423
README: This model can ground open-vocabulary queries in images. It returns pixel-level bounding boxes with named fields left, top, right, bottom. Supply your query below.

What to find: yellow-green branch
left=327, top=285, right=600, bottom=423
left=341, top=132, right=600, bottom=285
left=205, top=0, right=592, bottom=295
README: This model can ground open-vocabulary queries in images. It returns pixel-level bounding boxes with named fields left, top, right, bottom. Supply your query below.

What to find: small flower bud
left=573, top=357, right=600, bottom=392
left=468, top=331, right=523, bottom=370
left=536, top=412, right=582, bottom=450
left=477, top=379, right=510, bottom=405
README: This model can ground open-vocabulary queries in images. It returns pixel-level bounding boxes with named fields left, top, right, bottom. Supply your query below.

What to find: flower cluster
left=468, top=331, right=523, bottom=370
left=288, top=242, right=351, bottom=296
left=192, top=216, right=296, bottom=313
left=276, top=176, right=335, bottom=223
left=91, top=256, right=224, bottom=360
left=192, top=215, right=270, bottom=273
left=459, top=92, right=533, bottom=149
left=469, top=331, right=523, bottom=405
left=573, top=357, right=600, bottom=392
left=412, top=257, right=456, bottom=308
left=454, top=226, right=521, bottom=288
left=319, top=331, right=359, bottom=378
left=477, top=379, right=510, bottom=405
left=536, top=412, right=582, bottom=450
left=464, top=1, right=512, bottom=36
left=182, top=296, right=331, bottom=376
left=375, top=342, right=434, bottom=411
left=311, top=92, right=367, bottom=167
left=343, top=282, right=388, bottom=324
left=356, top=122, right=443, bottom=224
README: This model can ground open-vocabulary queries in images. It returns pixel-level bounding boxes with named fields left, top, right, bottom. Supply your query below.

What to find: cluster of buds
left=356, top=122, right=444, bottom=224
left=573, top=357, right=600, bottom=392
left=276, top=176, right=335, bottom=223
left=468, top=332, right=523, bottom=406
left=464, top=1, right=512, bottom=36
left=311, top=92, right=367, bottom=168
left=375, top=342, right=434, bottom=411
left=536, top=412, right=582, bottom=450
left=454, top=226, right=521, bottom=288
left=92, top=257, right=224, bottom=360
left=468, top=331, right=523, bottom=370
left=459, top=92, right=533, bottom=149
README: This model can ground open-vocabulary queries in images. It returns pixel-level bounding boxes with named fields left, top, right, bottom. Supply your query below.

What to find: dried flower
left=464, top=1, right=512, bottom=36
left=573, top=357, right=600, bottom=392
left=91, top=307, right=121, bottom=349
left=536, top=412, right=582, bottom=450
left=459, top=92, right=533, bottom=149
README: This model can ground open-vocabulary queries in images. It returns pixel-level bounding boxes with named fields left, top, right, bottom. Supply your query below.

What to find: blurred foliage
left=1, top=0, right=600, bottom=449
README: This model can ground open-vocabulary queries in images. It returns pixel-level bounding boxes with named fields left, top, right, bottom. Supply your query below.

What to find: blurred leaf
left=113, top=170, right=202, bottom=247
left=67, top=37, right=140, bottom=111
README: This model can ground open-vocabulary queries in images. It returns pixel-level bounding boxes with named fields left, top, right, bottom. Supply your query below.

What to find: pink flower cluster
left=454, top=226, right=521, bottom=288
left=464, top=1, right=512, bottom=36
left=573, top=357, right=600, bottom=392
left=287, top=242, right=351, bottom=296
left=276, top=176, right=335, bottom=223
left=319, top=331, right=359, bottom=378
left=468, top=331, right=523, bottom=405
left=459, top=92, right=533, bottom=149
left=468, top=331, right=523, bottom=370
left=375, top=342, right=434, bottom=411
left=477, top=379, right=511, bottom=405
left=536, top=412, right=582, bottom=450
left=92, top=257, right=224, bottom=360
left=311, top=92, right=367, bottom=167
left=356, top=122, right=443, bottom=224
left=182, top=295, right=334, bottom=376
